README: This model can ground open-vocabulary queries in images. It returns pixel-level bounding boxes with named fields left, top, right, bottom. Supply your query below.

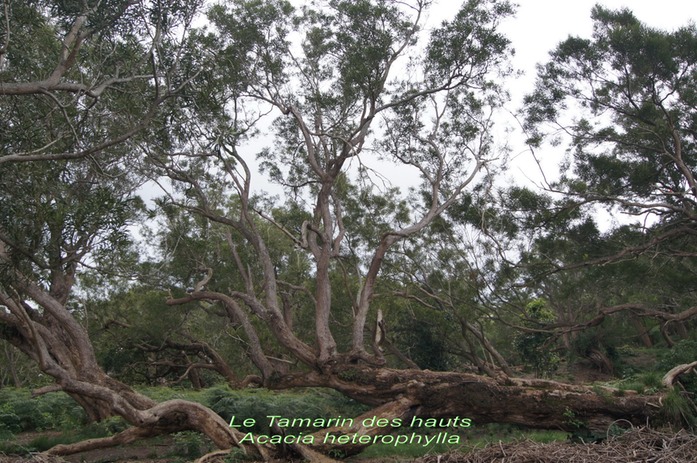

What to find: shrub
left=0, top=389, right=86, bottom=432
left=661, top=389, right=697, bottom=428
left=205, top=386, right=369, bottom=434
left=514, top=299, right=560, bottom=377
left=172, top=431, right=208, bottom=459
left=0, top=413, right=21, bottom=433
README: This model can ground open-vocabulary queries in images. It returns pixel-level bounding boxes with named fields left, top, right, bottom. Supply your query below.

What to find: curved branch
left=167, top=291, right=316, bottom=373
left=662, top=361, right=697, bottom=390
left=47, top=426, right=161, bottom=456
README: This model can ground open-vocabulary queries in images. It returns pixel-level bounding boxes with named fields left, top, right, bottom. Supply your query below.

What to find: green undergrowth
left=3, top=382, right=689, bottom=459
left=606, top=370, right=665, bottom=394
left=137, top=384, right=370, bottom=434
left=0, top=385, right=368, bottom=456
left=0, top=417, right=126, bottom=454
left=0, top=388, right=87, bottom=434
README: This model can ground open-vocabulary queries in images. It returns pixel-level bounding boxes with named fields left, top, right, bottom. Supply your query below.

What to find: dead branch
left=662, top=361, right=697, bottom=389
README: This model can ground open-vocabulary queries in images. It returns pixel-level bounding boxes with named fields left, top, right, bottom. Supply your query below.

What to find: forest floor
left=412, top=427, right=697, bottom=463
left=1, top=432, right=178, bottom=463
left=1, top=351, right=686, bottom=462
left=2, top=427, right=697, bottom=462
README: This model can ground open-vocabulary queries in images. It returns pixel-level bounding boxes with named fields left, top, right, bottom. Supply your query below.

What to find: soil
left=61, top=441, right=176, bottom=463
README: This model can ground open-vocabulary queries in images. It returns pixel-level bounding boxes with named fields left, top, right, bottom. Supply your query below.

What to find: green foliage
left=0, top=386, right=371, bottom=454
left=7, top=0, right=697, bottom=451
left=0, top=389, right=86, bottom=432
left=661, top=390, right=697, bottom=428
left=92, top=289, right=190, bottom=382
left=223, top=448, right=258, bottom=462
left=426, top=0, right=513, bottom=84
left=618, top=370, right=665, bottom=394
left=562, top=407, right=608, bottom=443
left=124, top=385, right=369, bottom=430
left=524, top=5, right=697, bottom=264
left=514, top=299, right=560, bottom=377
left=0, top=161, right=144, bottom=282
left=658, top=340, right=697, bottom=394
left=637, top=371, right=663, bottom=392
left=24, top=433, right=85, bottom=452
left=0, top=412, right=21, bottom=433
left=568, top=327, right=621, bottom=372
left=0, top=404, right=123, bottom=454
left=392, top=307, right=452, bottom=371
left=562, top=407, right=584, bottom=430
left=516, top=6, right=697, bottom=377
left=204, top=386, right=369, bottom=434
left=172, top=431, right=209, bottom=459
left=0, top=420, right=121, bottom=454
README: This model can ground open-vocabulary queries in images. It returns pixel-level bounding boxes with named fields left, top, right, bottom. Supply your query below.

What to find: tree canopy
left=1, top=1, right=697, bottom=460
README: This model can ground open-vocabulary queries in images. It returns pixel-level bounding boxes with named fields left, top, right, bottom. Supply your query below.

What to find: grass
left=661, top=389, right=697, bottom=427
left=0, top=418, right=127, bottom=454
left=4, top=383, right=674, bottom=460
left=0, top=385, right=369, bottom=457
left=613, top=370, right=666, bottom=394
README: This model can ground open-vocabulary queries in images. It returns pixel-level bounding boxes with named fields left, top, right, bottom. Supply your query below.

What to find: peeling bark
left=273, top=364, right=665, bottom=443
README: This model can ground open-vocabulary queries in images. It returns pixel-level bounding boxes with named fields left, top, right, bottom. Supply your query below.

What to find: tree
left=0, top=1, right=692, bottom=459
left=0, top=0, right=264, bottom=457
left=160, top=0, right=512, bottom=371
left=523, top=5, right=697, bottom=340
left=156, top=0, right=676, bottom=455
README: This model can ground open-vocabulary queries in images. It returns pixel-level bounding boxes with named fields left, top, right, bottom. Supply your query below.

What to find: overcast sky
left=432, top=0, right=697, bottom=78
left=477, top=0, right=697, bottom=222
left=461, top=0, right=697, bottom=187
left=504, top=0, right=696, bottom=73
left=422, top=0, right=697, bottom=112
left=386, top=0, right=695, bottom=222
left=160, top=1, right=697, bottom=204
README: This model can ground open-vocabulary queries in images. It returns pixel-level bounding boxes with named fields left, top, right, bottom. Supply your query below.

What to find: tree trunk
left=46, top=399, right=266, bottom=458
left=0, top=282, right=265, bottom=458
left=272, top=364, right=665, bottom=456
left=3, top=342, right=23, bottom=387
left=631, top=315, right=653, bottom=348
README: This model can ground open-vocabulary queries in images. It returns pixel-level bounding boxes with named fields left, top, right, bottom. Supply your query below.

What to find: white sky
left=502, top=0, right=696, bottom=72
left=379, top=0, right=697, bottom=230
left=430, top=0, right=697, bottom=82
left=483, top=0, right=697, bottom=227
left=500, top=0, right=697, bottom=114
left=430, top=0, right=697, bottom=190
left=360, top=0, right=697, bottom=193
left=146, top=0, right=697, bottom=209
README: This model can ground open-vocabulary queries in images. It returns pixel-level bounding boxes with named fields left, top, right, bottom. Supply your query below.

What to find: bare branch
left=663, top=361, right=697, bottom=389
